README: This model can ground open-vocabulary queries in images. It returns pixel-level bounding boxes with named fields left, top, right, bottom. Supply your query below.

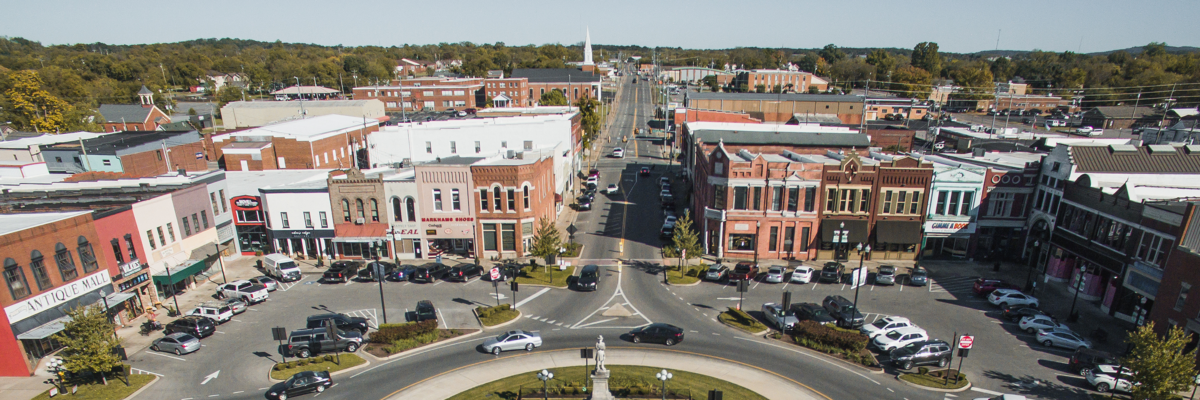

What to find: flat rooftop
left=213, top=115, right=379, bottom=142
left=225, top=170, right=333, bottom=197
left=0, top=211, right=90, bottom=237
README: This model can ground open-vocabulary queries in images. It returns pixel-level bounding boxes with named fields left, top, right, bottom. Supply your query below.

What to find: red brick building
left=511, top=69, right=603, bottom=103
left=91, top=206, right=154, bottom=327
left=472, top=154, right=557, bottom=258
left=353, top=77, right=485, bottom=112
left=1149, top=201, right=1200, bottom=364
left=734, top=69, right=816, bottom=93
left=41, top=130, right=209, bottom=177
left=818, top=153, right=934, bottom=261
left=212, top=115, right=380, bottom=171
left=484, top=77, right=532, bottom=107
left=97, top=86, right=171, bottom=132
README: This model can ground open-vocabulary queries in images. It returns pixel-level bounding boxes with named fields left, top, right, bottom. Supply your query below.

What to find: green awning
left=152, top=259, right=207, bottom=285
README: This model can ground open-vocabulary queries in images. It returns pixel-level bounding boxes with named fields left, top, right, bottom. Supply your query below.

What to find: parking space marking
left=970, top=387, right=1004, bottom=396
left=131, top=368, right=163, bottom=376
left=929, top=276, right=976, bottom=294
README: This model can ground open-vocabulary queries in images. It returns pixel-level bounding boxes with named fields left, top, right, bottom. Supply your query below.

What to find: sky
left=5, top=0, right=1198, bottom=54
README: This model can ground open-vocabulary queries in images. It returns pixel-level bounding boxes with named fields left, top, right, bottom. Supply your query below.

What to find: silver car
left=763, top=267, right=785, bottom=283
left=704, top=265, right=728, bottom=281
left=482, top=330, right=543, bottom=355
left=220, top=297, right=248, bottom=314
left=1036, top=328, right=1091, bottom=350
left=249, top=276, right=278, bottom=292
left=152, top=332, right=201, bottom=355
left=875, top=265, right=896, bottom=285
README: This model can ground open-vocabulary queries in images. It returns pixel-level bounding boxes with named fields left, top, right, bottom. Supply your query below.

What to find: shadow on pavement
left=982, top=369, right=1091, bottom=399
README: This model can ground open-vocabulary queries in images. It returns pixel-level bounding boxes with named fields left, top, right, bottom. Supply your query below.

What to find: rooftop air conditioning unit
left=355, top=218, right=365, bottom=225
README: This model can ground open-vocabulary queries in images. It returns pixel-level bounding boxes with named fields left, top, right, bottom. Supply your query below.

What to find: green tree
left=702, top=75, right=719, bottom=92
left=1142, top=42, right=1168, bottom=58
left=215, top=86, right=244, bottom=109
left=1124, top=322, right=1197, bottom=399
left=890, top=65, right=933, bottom=99
left=796, top=53, right=821, bottom=73
left=5, top=70, right=71, bottom=133
left=911, top=42, right=942, bottom=77
left=819, top=44, right=846, bottom=64
left=754, top=84, right=766, bottom=93
left=52, top=305, right=122, bottom=385
left=188, top=107, right=197, bottom=115
left=663, top=210, right=702, bottom=277
left=575, top=96, right=601, bottom=149
left=529, top=216, right=561, bottom=263
left=948, top=61, right=994, bottom=100
left=538, top=89, right=568, bottom=106
left=865, top=49, right=896, bottom=78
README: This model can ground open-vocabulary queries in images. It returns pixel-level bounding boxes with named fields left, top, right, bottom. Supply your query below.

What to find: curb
left=474, top=308, right=523, bottom=330
left=123, top=374, right=159, bottom=400
left=714, top=314, right=771, bottom=336
left=894, top=374, right=973, bottom=392
left=768, top=336, right=886, bottom=374
left=267, top=354, right=373, bottom=383
left=361, top=329, right=484, bottom=361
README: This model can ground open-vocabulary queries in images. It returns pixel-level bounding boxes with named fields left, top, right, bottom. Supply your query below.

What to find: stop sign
left=958, top=335, right=974, bottom=349
left=490, top=268, right=501, bottom=281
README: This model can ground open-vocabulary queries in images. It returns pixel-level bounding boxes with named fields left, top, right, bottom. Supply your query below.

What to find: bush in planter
left=792, top=320, right=868, bottom=352
left=296, top=359, right=308, bottom=366
left=918, top=366, right=929, bottom=375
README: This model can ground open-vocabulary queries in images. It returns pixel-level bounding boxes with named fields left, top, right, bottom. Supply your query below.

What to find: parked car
left=1086, top=365, right=1136, bottom=393
left=793, top=303, right=837, bottom=324
left=1019, top=314, right=1067, bottom=334
left=165, top=316, right=216, bottom=338
left=909, top=267, right=928, bottom=286
left=217, top=280, right=269, bottom=304
left=414, top=300, right=437, bottom=322
left=872, top=326, right=930, bottom=352
left=889, top=339, right=952, bottom=370
left=822, top=295, right=865, bottom=328
left=322, top=261, right=360, bottom=283
left=790, top=266, right=813, bottom=283
left=263, top=253, right=302, bottom=282
left=576, top=265, right=601, bottom=291
left=218, top=297, right=247, bottom=315
left=413, top=264, right=449, bottom=283
left=1069, top=348, right=1118, bottom=376
left=639, top=167, right=650, bottom=176
left=727, top=262, right=759, bottom=281
left=356, top=261, right=393, bottom=282
left=482, top=330, right=543, bottom=354
left=761, top=302, right=798, bottom=330
left=306, top=313, right=370, bottom=335
left=447, top=264, right=483, bottom=282
left=819, top=262, right=844, bottom=283
left=861, top=316, right=917, bottom=339
left=286, top=328, right=363, bottom=358
left=267, top=371, right=332, bottom=400
left=659, top=224, right=674, bottom=239
left=577, top=198, right=593, bottom=211
left=660, top=194, right=675, bottom=208
left=659, top=176, right=670, bottom=186
left=151, top=332, right=201, bottom=355
left=973, top=278, right=1021, bottom=296
left=988, top=289, right=1039, bottom=308
left=704, top=264, right=729, bottom=281
left=603, top=184, right=620, bottom=194
left=389, top=264, right=419, bottom=281
left=249, top=276, right=279, bottom=291
left=1037, top=328, right=1091, bottom=350
left=186, top=302, right=234, bottom=324
left=874, top=265, right=897, bottom=285
left=628, top=323, right=685, bottom=346
left=1001, top=305, right=1046, bottom=322
left=763, top=266, right=786, bottom=283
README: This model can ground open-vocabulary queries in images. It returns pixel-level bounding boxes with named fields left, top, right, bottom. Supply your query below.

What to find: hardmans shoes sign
left=4, top=270, right=112, bottom=324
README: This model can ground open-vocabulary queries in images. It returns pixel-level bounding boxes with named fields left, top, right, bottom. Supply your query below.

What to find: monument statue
left=595, top=335, right=607, bottom=371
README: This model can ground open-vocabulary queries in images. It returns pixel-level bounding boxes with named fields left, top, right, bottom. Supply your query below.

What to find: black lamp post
left=853, top=243, right=871, bottom=326
left=753, top=221, right=761, bottom=265
left=1067, top=265, right=1086, bottom=322
left=373, top=240, right=387, bottom=324
left=1024, top=240, right=1040, bottom=294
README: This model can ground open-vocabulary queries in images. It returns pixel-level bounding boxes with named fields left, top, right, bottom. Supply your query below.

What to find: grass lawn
left=446, top=365, right=767, bottom=400
left=898, top=370, right=969, bottom=390
left=477, top=304, right=520, bottom=327
left=513, top=264, right=574, bottom=288
left=666, top=265, right=704, bottom=285
left=717, top=309, right=768, bottom=333
left=32, top=374, right=155, bottom=400
left=270, top=353, right=366, bottom=380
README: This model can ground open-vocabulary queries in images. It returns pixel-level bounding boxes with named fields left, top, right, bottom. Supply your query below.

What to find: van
left=822, top=295, right=865, bottom=328
left=263, top=253, right=302, bottom=282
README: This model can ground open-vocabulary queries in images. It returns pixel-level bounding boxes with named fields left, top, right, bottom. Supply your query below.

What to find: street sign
left=567, top=224, right=578, bottom=235
left=490, top=268, right=501, bottom=281
left=958, top=335, right=974, bottom=349
left=849, top=268, right=869, bottom=289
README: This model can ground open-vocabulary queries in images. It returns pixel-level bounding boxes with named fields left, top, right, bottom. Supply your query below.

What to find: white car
left=861, top=316, right=916, bottom=339
left=872, top=326, right=929, bottom=352
left=1086, top=364, right=1136, bottom=393
left=612, top=148, right=624, bottom=158
left=988, top=289, right=1039, bottom=308
left=663, top=215, right=677, bottom=227
left=763, top=267, right=785, bottom=283
left=603, top=184, right=619, bottom=194
left=586, top=176, right=599, bottom=187
left=790, top=266, right=813, bottom=283
left=1018, top=314, right=1066, bottom=334
left=659, top=177, right=670, bottom=186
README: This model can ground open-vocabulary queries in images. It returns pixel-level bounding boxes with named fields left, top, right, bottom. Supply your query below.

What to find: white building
left=258, top=174, right=336, bottom=258
left=220, top=100, right=386, bottom=128
left=382, top=168, right=424, bottom=259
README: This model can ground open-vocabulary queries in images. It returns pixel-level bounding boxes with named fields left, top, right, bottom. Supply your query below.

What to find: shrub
left=918, top=367, right=929, bottom=375
left=297, top=359, right=308, bottom=366
left=792, top=320, right=868, bottom=352
left=308, top=358, right=319, bottom=364
left=324, top=355, right=333, bottom=362
left=722, top=307, right=767, bottom=330
left=369, top=320, right=437, bottom=344
left=272, top=364, right=282, bottom=371
left=476, top=304, right=512, bottom=319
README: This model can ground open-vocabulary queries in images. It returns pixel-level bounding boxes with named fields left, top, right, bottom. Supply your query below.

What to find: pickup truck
left=761, top=302, right=798, bottom=330
left=216, top=280, right=269, bottom=304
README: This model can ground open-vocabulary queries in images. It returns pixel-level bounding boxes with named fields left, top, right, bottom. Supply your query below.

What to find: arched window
left=3, top=258, right=30, bottom=300
left=391, top=197, right=403, bottom=222
left=77, top=236, right=98, bottom=273
left=28, top=251, right=51, bottom=290
left=54, top=243, right=77, bottom=281
left=356, top=199, right=365, bottom=220
left=405, top=197, right=416, bottom=222
left=493, top=187, right=502, bottom=211
left=342, top=199, right=351, bottom=222
left=370, top=199, right=380, bottom=222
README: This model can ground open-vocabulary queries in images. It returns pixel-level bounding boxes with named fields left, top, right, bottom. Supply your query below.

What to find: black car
left=1068, top=348, right=1118, bottom=376
left=890, top=340, right=952, bottom=370
left=415, top=300, right=437, bottom=322
left=447, top=264, right=483, bottom=282
left=267, top=371, right=332, bottom=400
left=628, top=323, right=684, bottom=346
left=286, top=328, right=363, bottom=358
left=306, top=313, right=370, bottom=334
left=577, top=200, right=593, bottom=211
left=412, top=263, right=449, bottom=283
left=1001, top=305, right=1046, bottom=322
left=576, top=265, right=600, bottom=291
left=165, top=316, right=216, bottom=338
left=822, top=295, right=865, bottom=329
left=792, top=303, right=837, bottom=324
left=322, top=261, right=361, bottom=283
left=357, top=261, right=395, bottom=282
left=819, top=262, right=844, bottom=283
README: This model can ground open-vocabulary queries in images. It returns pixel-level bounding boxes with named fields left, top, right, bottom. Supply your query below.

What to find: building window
left=426, top=142, right=432, bottom=153
left=729, top=234, right=755, bottom=251
left=450, top=189, right=461, bottom=211
left=392, top=198, right=403, bottom=221
left=29, top=251, right=51, bottom=290
left=947, top=192, right=960, bottom=216
left=493, top=187, right=502, bottom=210
left=483, top=224, right=497, bottom=251
left=77, top=237, right=98, bottom=273
left=752, top=187, right=762, bottom=211
left=883, top=191, right=893, bottom=213
left=450, top=141, right=457, bottom=154
left=480, top=189, right=489, bottom=211
left=475, top=141, right=481, bottom=153
left=320, top=211, right=329, bottom=228
left=826, top=188, right=837, bottom=211
left=524, top=141, right=533, bottom=150
left=405, top=198, right=416, bottom=222
left=147, top=230, right=157, bottom=250
left=862, top=189, right=872, bottom=212
left=502, top=224, right=517, bottom=251
left=111, top=239, right=124, bottom=264
left=783, top=227, right=796, bottom=253
left=193, top=214, right=201, bottom=231
left=733, top=187, right=748, bottom=210
left=55, top=243, right=78, bottom=281
left=804, top=187, right=816, bottom=212
left=786, top=187, right=799, bottom=212
left=507, top=189, right=516, bottom=211
left=211, top=192, right=220, bottom=215
left=304, top=212, right=313, bottom=228
left=183, top=217, right=192, bottom=236
left=769, top=227, right=779, bottom=252
left=959, top=192, right=972, bottom=215
left=371, top=199, right=380, bottom=221
left=936, top=191, right=947, bottom=215
left=433, top=189, right=443, bottom=211
left=157, top=227, right=166, bottom=247
left=342, top=199, right=351, bottom=221
left=167, top=223, right=176, bottom=242
left=352, top=199, right=364, bottom=219
left=4, top=258, right=30, bottom=300
left=841, top=189, right=853, bottom=212
left=1176, top=283, right=1191, bottom=311
left=124, top=234, right=137, bottom=261
left=501, top=141, right=507, bottom=148
left=523, top=186, right=530, bottom=209
left=281, top=212, right=290, bottom=228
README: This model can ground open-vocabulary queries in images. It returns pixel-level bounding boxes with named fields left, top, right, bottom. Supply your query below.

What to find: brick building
left=212, top=115, right=379, bottom=171
left=684, top=92, right=868, bottom=124
left=353, top=77, right=485, bottom=112
left=934, top=151, right=1044, bottom=260
left=681, top=122, right=869, bottom=182
left=41, top=130, right=209, bottom=177
left=472, top=154, right=557, bottom=259
left=1081, top=106, right=1159, bottom=130
left=91, top=206, right=154, bottom=327
left=97, top=86, right=171, bottom=132
left=483, top=76, right=532, bottom=107
left=1148, top=201, right=1200, bottom=357
left=415, top=157, right=481, bottom=258
left=817, top=153, right=934, bottom=261
left=511, top=69, right=604, bottom=103
left=733, top=69, right=816, bottom=93
left=326, top=169, right=388, bottom=260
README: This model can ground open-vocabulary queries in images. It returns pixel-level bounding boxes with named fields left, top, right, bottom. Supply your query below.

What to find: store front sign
left=924, top=221, right=976, bottom=234
left=234, top=198, right=259, bottom=208
left=5, top=270, right=112, bottom=324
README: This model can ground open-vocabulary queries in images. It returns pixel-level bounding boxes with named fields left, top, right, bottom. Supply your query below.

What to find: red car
left=589, top=169, right=600, bottom=178
left=973, top=278, right=1021, bottom=296
left=727, top=262, right=759, bottom=281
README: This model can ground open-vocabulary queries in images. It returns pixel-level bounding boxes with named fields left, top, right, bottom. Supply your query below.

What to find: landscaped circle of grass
left=447, top=365, right=767, bottom=400
left=270, top=353, right=366, bottom=380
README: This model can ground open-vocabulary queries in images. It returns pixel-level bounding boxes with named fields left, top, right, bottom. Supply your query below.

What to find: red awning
left=334, top=223, right=388, bottom=242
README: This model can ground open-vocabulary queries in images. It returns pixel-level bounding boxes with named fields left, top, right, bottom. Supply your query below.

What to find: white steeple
left=583, top=27, right=594, bottom=66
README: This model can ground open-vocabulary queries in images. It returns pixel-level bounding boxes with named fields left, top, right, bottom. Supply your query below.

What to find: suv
left=793, top=303, right=837, bottom=324
left=285, top=328, right=363, bottom=358
left=727, top=262, right=759, bottom=281
left=322, top=261, right=361, bottom=283
left=890, top=340, right=952, bottom=370
left=216, top=280, right=269, bottom=304
left=576, top=265, right=601, bottom=291
left=819, top=262, right=844, bottom=283
left=415, top=300, right=437, bottom=322
left=357, top=261, right=393, bottom=282
left=1069, top=348, right=1118, bottom=376
left=872, top=326, right=929, bottom=352
left=413, top=264, right=449, bottom=283
left=165, top=316, right=216, bottom=338
left=447, top=264, right=483, bottom=282
left=306, top=313, right=370, bottom=335
left=822, top=295, right=865, bottom=328
left=186, top=302, right=234, bottom=324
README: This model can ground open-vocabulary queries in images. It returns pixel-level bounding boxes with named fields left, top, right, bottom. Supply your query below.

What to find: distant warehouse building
left=220, top=100, right=386, bottom=128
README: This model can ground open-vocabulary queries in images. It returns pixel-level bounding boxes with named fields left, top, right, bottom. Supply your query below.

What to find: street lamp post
left=373, top=240, right=388, bottom=324
left=537, top=369, right=554, bottom=400
left=853, top=243, right=871, bottom=325
left=1024, top=240, right=1040, bottom=294
left=1067, top=265, right=1086, bottom=322
left=656, top=369, right=673, bottom=400
left=753, top=221, right=761, bottom=264
left=44, top=358, right=66, bottom=394
left=164, top=262, right=181, bottom=316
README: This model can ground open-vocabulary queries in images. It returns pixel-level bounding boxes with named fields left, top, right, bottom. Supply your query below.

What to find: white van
left=263, top=253, right=302, bottom=282
left=186, top=302, right=234, bottom=323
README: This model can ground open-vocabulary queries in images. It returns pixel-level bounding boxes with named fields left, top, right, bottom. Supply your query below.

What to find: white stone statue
left=595, top=335, right=607, bottom=371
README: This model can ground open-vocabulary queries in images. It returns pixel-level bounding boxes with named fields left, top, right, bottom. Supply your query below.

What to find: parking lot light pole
left=853, top=243, right=871, bottom=324
left=373, top=240, right=387, bottom=324
left=656, top=369, right=673, bottom=400
left=1067, top=265, right=1086, bottom=322
left=1024, top=240, right=1040, bottom=293
left=537, top=369, right=554, bottom=400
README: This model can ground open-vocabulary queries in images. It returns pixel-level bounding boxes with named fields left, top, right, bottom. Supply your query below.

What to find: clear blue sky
left=5, top=0, right=1197, bottom=54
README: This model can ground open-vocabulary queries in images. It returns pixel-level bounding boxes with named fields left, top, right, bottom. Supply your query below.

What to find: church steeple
left=138, top=85, right=154, bottom=106
left=583, top=27, right=594, bottom=66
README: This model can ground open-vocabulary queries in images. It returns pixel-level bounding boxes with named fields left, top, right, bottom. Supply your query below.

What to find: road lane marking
left=971, top=387, right=1004, bottom=396
left=232, top=391, right=243, bottom=394
left=575, top=318, right=617, bottom=328
left=734, top=336, right=880, bottom=385
left=515, top=288, right=551, bottom=308
left=146, top=352, right=186, bottom=361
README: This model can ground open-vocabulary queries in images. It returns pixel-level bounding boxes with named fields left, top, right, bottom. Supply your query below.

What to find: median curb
left=894, top=374, right=973, bottom=392
left=361, top=329, right=484, bottom=362
left=123, top=374, right=159, bottom=400
left=714, top=314, right=771, bottom=336
left=266, top=355, right=373, bottom=383
left=473, top=308, right=523, bottom=330
left=770, top=335, right=886, bottom=374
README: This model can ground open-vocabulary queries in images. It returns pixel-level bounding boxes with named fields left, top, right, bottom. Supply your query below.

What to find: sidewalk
left=386, top=348, right=824, bottom=400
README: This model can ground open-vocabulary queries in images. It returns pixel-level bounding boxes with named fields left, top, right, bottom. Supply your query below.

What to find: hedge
left=368, top=320, right=437, bottom=344
left=791, top=320, right=868, bottom=352
left=476, top=304, right=511, bottom=319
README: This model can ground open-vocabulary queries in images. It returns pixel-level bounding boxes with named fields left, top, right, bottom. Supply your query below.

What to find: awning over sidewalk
left=876, top=221, right=922, bottom=244
left=333, top=223, right=388, bottom=242
left=152, top=259, right=206, bottom=285
left=102, top=292, right=137, bottom=308
left=820, top=220, right=868, bottom=243
left=16, top=315, right=71, bottom=340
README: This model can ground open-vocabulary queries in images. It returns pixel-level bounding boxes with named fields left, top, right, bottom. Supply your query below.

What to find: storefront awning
left=333, top=223, right=388, bottom=242
left=821, top=220, right=868, bottom=243
left=876, top=221, right=923, bottom=244
left=189, top=242, right=231, bottom=261
left=102, top=292, right=137, bottom=308
left=152, top=259, right=207, bottom=285
left=17, top=315, right=71, bottom=340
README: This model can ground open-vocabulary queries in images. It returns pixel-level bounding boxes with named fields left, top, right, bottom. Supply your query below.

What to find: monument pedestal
left=589, top=369, right=616, bottom=400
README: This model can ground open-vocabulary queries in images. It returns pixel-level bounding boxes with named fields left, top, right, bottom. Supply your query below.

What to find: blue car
left=389, top=265, right=418, bottom=282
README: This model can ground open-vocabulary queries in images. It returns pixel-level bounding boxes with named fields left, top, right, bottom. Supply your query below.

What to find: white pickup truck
left=216, top=280, right=269, bottom=304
